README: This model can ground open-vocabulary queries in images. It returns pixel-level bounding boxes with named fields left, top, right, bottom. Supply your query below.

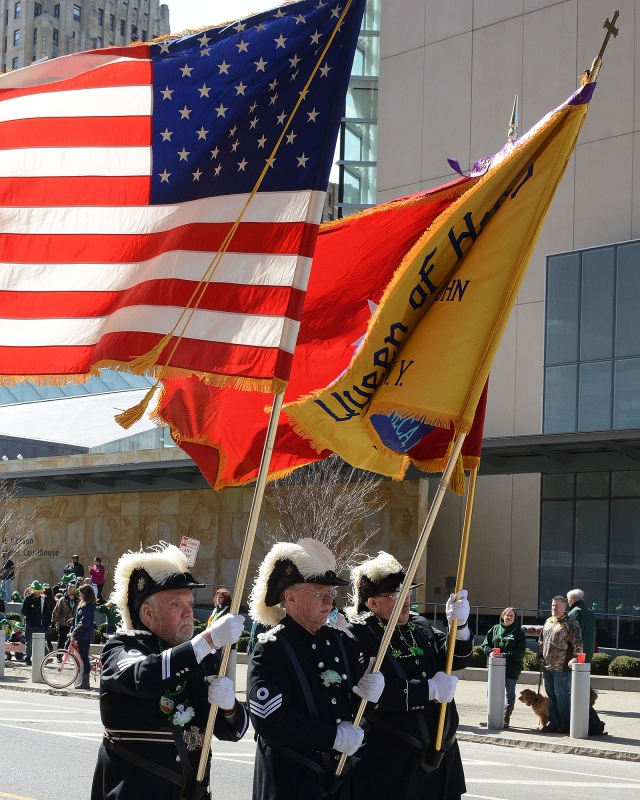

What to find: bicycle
left=40, top=639, right=102, bottom=689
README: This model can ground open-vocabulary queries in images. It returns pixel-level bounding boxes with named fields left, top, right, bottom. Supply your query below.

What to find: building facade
left=377, top=0, right=640, bottom=632
left=0, top=0, right=169, bottom=72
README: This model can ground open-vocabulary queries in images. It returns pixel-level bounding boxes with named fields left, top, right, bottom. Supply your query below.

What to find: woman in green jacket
left=482, top=607, right=527, bottom=727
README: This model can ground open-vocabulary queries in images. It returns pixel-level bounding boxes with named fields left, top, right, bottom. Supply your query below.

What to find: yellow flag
left=286, top=85, right=593, bottom=471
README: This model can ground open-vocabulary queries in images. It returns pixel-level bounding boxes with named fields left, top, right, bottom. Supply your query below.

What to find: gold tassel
left=115, top=385, right=158, bottom=429
left=123, top=333, right=172, bottom=375
left=449, top=454, right=467, bottom=496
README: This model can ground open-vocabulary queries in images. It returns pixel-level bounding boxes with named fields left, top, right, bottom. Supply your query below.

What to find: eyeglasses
left=293, top=587, right=338, bottom=600
left=375, top=591, right=403, bottom=601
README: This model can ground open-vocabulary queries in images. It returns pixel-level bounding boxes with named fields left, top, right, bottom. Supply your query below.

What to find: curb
left=0, top=681, right=98, bottom=700
left=456, top=730, right=640, bottom=762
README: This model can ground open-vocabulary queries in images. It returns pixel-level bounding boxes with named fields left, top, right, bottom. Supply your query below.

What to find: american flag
left=0, top=0, right=365, bottom=390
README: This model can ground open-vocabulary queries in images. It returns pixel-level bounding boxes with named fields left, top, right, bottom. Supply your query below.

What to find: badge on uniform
left=160, top=695, right=175, bottom=714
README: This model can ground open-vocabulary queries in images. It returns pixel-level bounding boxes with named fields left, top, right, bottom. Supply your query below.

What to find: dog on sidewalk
left=518, top=689, right=549, bottom=729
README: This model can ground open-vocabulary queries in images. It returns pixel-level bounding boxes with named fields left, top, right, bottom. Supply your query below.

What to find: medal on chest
left=160, top=695, right=175, bottom=715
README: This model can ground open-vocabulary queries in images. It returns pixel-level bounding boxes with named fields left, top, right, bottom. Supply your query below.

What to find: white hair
left=567, top=589, right=584, bottom=601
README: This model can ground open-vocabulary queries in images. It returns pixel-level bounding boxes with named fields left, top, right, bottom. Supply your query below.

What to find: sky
left=165, top=1, right=284, bottom=34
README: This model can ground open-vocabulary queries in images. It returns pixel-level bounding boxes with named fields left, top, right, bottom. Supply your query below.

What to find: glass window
left=576, top=472, right=609, bottom=497
left=614, top=358, right=640, bottom=429
left=609, top=499, right=640, bottom=613
left=575, top=499, right=609, bottom=611
left=13, top=30, right=19, bottom=46
left=580, top=247, right=614, bottom=361
left=109, top=14, right=115, bottom=31
left=615, top=241, right=640, bottom=357
left=54, top=3, right=60, bottom=18
left=33, top=28, right=37, bottom=44
left=12, top=56, right=18, bottom=70
left=73, top=4, right=81, bottom=22
left=542, top=473, right=575, bottom=499
left=345, top=86, right=378, bottom=119
left=34, top=2, right=42, bottom=17
left=578, top=360, right=611, bottom=431
left=539, top=501, right=574, bottom=607
left=362, top=0, right=380, bottom=29
left=98, top=8, right=104, bottom=26
left=14, top=3, right=20, bottom=19
left=352, top=34, right=379, bottom=76
left=52, top=28, right=58, bottom=45
left=142, top=29, right=147, bottom=41
left=546, top=253, right=579, bottom=365
left=544, top=364, right=577, bottom=433
left=612, top=471, right=640, bottom=497
left=342, top=164, right=376, bottom=205
left=343, top=121, right=377, bottom=162
left=120, top=19, right=125, bottom=37
left=131, top=25, right=139, bottom=41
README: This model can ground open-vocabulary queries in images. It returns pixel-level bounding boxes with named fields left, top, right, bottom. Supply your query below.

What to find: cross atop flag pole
left=0, top=0, right=366, bottom=406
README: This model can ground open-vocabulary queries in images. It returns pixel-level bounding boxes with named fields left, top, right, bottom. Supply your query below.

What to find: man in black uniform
left=91, top=543, right=249, bottom=800
left=247, top=538, right=385, bottom=800
left=346, top=552, right=472, bottom=800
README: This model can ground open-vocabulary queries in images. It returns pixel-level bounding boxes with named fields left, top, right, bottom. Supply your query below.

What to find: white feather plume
left=345, top=551, right=402, bottom=620
left=249, top=538, right=337, bottom=627
left=110, top=541, right=189, bottom=631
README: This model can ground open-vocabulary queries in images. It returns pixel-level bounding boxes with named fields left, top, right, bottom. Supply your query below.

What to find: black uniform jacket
left=247, top=616, right=366, bottom=800
left=347, top=613, right=472, bottom=800
left=91, top=630, right=249, bottom=800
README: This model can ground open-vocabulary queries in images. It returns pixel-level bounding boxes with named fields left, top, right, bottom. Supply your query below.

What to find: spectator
left=70, top=584, right=96, bottom=690
left=0, top=587, right=5, bottom=614
left=90, top=557, right=106, bottom=603
left=1, top=551, right=14, bottom=598
left=43, top=587, right=56, bottom=653
left=207, top=587, right=231, bottom=625
left=538, top=595, right=583, bottom=733
left=482, top=606, right=527, bottom=728
left=21, top=581, right=48, bottom=665
left=567, top=588, right=596, bottom=663
left=63, top=555, right=84, bottom=580
left=11, top=590, right=22, bottom=603
left=95, top=600, right=120, bottom=635
left=52, top=581, right=78, bottom=654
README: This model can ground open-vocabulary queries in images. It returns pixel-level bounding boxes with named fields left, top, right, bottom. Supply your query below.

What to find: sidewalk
left=3, top=659, right=639, bottom=762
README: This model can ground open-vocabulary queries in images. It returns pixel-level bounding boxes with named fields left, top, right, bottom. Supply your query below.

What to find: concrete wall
left=377, top=0, right=636, bottom=608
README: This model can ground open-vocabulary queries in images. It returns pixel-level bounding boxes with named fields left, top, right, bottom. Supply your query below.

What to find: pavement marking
left=467, top=780, right=640, bottom=788
left=0, top=792, right=40, bottom=800
left=463, top=760, right=510, bottom=766
left=466, top=795, right=509, bottom=800
left=0, top=721, right=101, bottom=743
left=4, top=718, right=102, bottom=725
left=210, top=756, right=255, bottom=765
left=509, top=761, right=640, bottom=783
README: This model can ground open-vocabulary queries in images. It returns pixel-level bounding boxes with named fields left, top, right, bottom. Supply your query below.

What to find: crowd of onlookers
left=1, top=554, right=119, bottom=677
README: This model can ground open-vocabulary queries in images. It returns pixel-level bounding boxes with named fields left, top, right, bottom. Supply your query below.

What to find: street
left=1, top=688, right=639, bottom=800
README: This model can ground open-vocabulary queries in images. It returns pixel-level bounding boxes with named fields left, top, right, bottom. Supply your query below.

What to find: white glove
left=332, top=721, right=364, bottom=756
left=208, top=614, right=245, bottom=648
left=428, top=671, right=458, bottom=703
left=353, top=657, right=385, bottom=703
left=446, top=589, right=469, bottom=626
left=207, top=676, right=236, bottom=710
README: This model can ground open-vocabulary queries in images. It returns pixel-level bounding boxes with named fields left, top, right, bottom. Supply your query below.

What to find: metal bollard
left=570, top=661, right=590, bottom=739
left=31, top=632, right=46, bottom=684
left=487, top=654, right=506, bottom=730
left=0, top=633, right=4, bottom=680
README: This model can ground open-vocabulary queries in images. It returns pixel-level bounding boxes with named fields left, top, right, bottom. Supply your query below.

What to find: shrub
left=237, top=633, right=250, bottom=654
left=590, top=652, right=611, bottom=675
left=470, top=645, right=487, bottom=668
left=523, top=648, right=540, bottom=671
left=193, top=622, right=207, bottom=636
left=608, top=655, right=640, bottom=678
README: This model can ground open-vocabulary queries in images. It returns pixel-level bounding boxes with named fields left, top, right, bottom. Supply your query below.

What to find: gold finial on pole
left=508, top=94, right=519, bottom=141
left=585, top=10, right=619, bottom=83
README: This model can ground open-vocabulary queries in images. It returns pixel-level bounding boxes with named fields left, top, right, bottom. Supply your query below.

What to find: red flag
left=157, top=179, right=478, bottom=488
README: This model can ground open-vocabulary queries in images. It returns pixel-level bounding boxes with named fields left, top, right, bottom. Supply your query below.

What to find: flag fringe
left=411, top=455, right=480, bottom=474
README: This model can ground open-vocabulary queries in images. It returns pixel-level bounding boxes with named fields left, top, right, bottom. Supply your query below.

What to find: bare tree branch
left=0, top=477, right=40, bottom=578
left=264, top=454, right=384, bottom=574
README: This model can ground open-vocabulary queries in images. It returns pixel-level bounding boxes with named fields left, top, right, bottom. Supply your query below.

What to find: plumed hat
left=346, top=551, right=422, bottom=618
left=111, top=542, right=205, bottom=632
left=249, top=538, right=349, bottom=628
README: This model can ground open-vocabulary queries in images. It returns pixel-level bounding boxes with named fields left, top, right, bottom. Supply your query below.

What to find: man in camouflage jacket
left=538, top=595, right=583, bottom=733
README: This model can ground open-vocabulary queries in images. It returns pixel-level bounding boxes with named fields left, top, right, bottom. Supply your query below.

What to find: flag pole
left=434, top=464, right=479, bottom=751
left=335, top=431, right=467, bottom=777
left=195, top=392, right=285, bottom=785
